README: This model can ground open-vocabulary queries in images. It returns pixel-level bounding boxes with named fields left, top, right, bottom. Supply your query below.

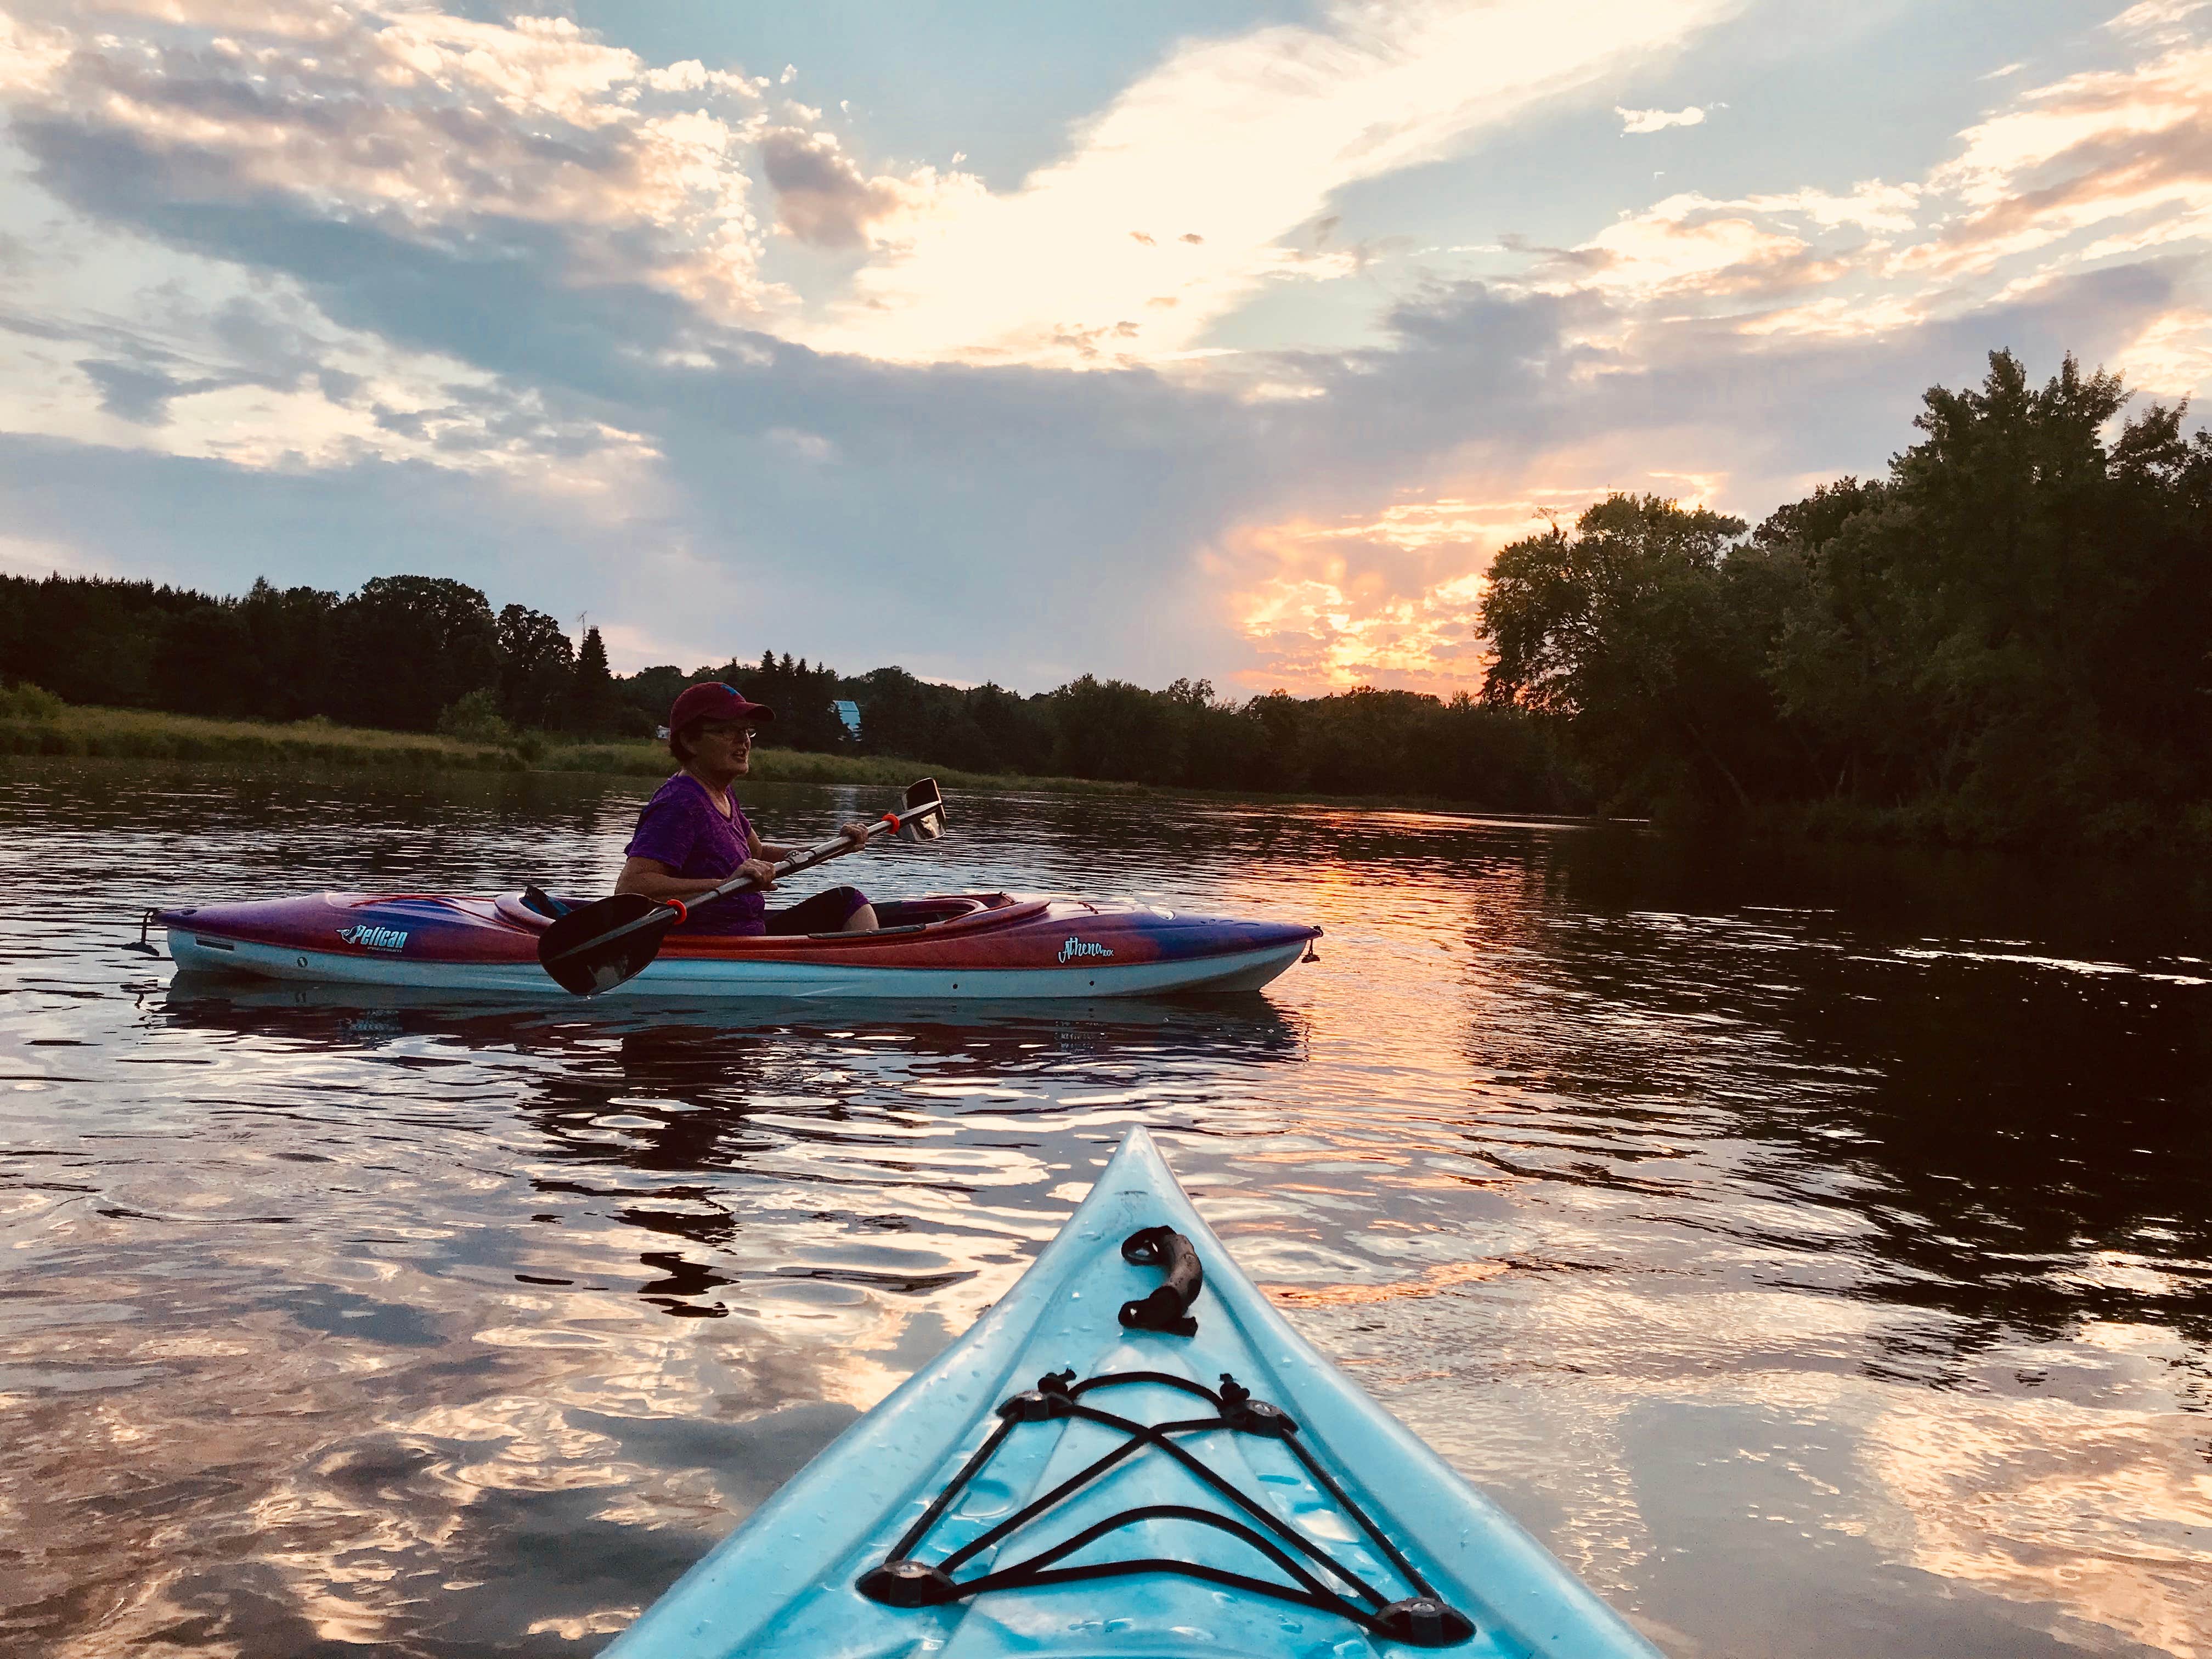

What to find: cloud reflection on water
left=1, top=761, right=2208, bottom=1654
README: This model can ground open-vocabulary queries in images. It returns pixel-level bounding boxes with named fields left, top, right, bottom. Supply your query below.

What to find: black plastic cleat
left=1218, top=1374, right=1300, bottom=1438
left=857, top=1559, right=960, bottom=1607
left=1374, top=1596, right=1476, bottom=1647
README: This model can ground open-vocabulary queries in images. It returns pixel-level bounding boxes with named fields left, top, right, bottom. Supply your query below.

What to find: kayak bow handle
left=1119, top=1226, right=1202, bottom=1336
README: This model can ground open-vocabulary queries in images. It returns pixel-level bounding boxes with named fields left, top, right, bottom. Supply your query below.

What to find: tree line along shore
left=0, top=694, right=1541, bottom=813
left=1478, top=352, right=2210, bottom=848
left=3, top=352, right=2206, bottom=846
left=0, top=693, right=1146, bottom=796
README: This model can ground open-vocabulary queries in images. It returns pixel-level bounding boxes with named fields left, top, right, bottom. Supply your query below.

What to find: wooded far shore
left=4, top=351, right=2207, bottom=848
left=0, top=698, right=1541, bottom=816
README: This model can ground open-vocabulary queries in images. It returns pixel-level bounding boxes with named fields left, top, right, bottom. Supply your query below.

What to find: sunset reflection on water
left=1, top=760, right=2207, bottom=1656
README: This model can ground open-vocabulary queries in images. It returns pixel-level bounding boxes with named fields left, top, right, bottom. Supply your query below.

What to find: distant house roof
left=832, top=699, right=862, bottom=737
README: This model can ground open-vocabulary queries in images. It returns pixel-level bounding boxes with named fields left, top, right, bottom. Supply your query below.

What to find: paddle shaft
left=564, top=828, right=873, bottom=960
left=664, top=809, right=901, bottom=923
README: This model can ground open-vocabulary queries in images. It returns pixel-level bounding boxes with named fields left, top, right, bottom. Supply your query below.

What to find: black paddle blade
left=538, top=892, right=682, bottom=996
left=898, top=776, right=946, bottom=843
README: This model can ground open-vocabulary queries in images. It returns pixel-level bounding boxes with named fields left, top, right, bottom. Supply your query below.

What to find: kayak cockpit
left=489, top=889, right=1024, bottom=938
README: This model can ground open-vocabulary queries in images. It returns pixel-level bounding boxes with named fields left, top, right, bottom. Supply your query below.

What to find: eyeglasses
left=696, top=724, right=758, bottom=743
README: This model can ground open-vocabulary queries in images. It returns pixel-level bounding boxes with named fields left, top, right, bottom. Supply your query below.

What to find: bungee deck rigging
left=858, top=1355, right=1477, bottom=1648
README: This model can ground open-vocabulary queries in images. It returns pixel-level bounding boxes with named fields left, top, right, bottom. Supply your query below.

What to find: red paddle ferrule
left=664, top=898, right=689, bottom=924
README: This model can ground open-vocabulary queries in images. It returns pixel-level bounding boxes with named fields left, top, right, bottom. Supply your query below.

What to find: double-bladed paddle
left=538, top=777, right=947, bottom=996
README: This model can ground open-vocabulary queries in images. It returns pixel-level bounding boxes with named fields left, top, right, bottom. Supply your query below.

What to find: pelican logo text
left=1058, top=935, right=1114, bottom=964
left=337, top=924, right=409, bottom=952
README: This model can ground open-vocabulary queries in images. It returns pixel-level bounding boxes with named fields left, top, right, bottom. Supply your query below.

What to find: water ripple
left=1, top=760, right=2207, bottom=1656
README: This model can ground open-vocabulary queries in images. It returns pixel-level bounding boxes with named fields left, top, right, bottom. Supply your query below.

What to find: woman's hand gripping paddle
left=538, top=778, right=947, bottom=996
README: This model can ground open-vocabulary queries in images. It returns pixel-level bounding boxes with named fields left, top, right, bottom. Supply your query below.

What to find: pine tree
left=569, top=624, right=617, bottom=734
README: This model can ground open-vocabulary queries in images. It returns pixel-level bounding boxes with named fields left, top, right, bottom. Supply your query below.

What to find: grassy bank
left=8, top=702, right=2200, bottom=845
left=0, top=702, right=1144, bottom=795
left=540, top=736, right=1144, bottom=795
left=0, top=698, right=1583, bottom=816
left=0, top=702, right=522, bottom=770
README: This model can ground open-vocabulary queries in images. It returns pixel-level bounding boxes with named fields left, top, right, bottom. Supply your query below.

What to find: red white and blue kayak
left=157, top=891, right=1320, bottom=999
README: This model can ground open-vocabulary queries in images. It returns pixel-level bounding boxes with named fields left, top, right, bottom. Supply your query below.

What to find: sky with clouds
left=1, top=0, right=2208, bottom=694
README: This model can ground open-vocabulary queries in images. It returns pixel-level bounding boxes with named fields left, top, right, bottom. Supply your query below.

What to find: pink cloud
left=1911, top=33, right=2212, bottom=275
left=7, top=3, right=782, bottom=313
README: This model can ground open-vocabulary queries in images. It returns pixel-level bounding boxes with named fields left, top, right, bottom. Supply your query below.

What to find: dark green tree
left=332, top=575, right=499, bottom=730
left=731, top=650, right=844, bottom=751
left=238, top=579, right=340, bottom=721
left=1479, top=495, right=1768, bottom=809
left=618, top=664, right=691, bottom=731
left=566, top=624, right=627, bottom=735
left=0, top=573, right=194, bottom=706
left=1045, top=675, right=1187, bottom=782
left=153, top=602, right=253, bottom=716
left=1753, top=351, right=2212, bottom=835
left=494, top=604, right=575, bottom=730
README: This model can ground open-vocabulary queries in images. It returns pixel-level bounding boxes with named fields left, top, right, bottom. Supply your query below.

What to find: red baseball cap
left=668, top=681, right=775, bottom=733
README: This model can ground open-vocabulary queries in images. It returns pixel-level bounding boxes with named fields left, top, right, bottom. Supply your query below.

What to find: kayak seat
left=494, top=890, right=590, bottom=931
left=806, top=922, right=928, bottom=940
left=520, top=884, right=570, bottom=919
left=500, top=891, right=1017, bottom=939
left=804, top=895, right=1007, bottom=939
left=872, top=896, right=994, bottom=929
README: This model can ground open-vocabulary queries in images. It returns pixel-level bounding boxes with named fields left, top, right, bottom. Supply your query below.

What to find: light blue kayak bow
left=605, top=1127, right=1661, bottom=1658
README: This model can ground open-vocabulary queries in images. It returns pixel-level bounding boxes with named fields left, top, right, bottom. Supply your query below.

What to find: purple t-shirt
left=624, top=773, right=768, bottom=935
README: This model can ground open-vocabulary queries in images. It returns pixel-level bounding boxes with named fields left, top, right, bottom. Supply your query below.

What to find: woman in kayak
left=615, top=681, right=881, bottom=934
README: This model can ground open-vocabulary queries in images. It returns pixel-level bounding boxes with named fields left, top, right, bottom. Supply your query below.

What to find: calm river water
left=1, top=760, right=2208, bottom=1657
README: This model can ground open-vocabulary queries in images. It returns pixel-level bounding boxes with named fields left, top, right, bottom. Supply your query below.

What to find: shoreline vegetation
left=4, top=353, right=2206, bottom=848
left=19, top=699, right=2205, bottom=850
left=0, top=697, right=1511, bottom=814
left=0, top=590, right=1580, bottom=816
left=1472, top=352, right=2211, bottom=851
left=0, top=696, right=1132, bottom=795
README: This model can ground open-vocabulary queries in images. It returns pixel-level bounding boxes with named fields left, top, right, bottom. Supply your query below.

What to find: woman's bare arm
left=614, top=854, right=775, bottom=899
